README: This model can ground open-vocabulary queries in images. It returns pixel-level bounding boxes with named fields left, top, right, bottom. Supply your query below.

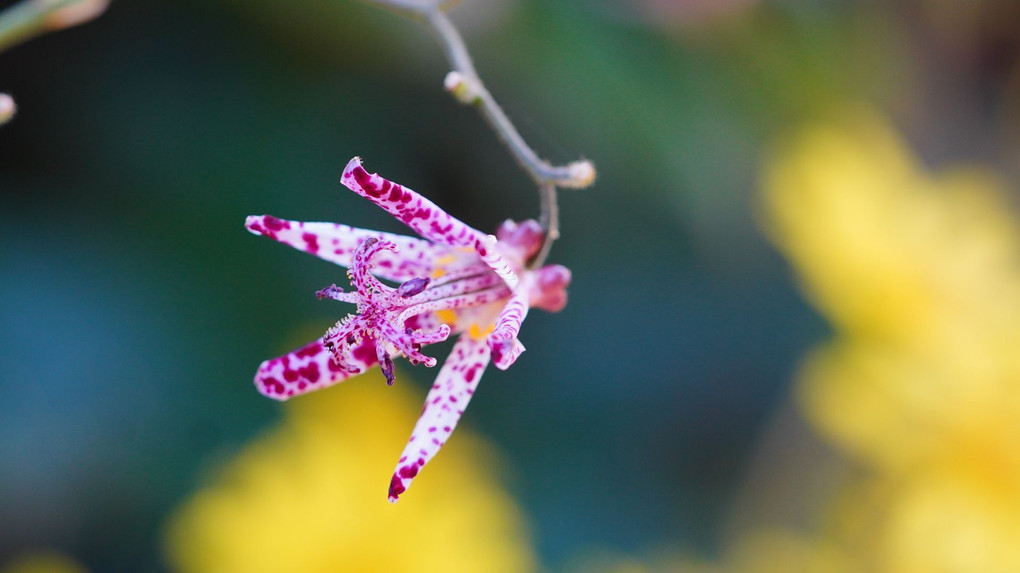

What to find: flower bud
left=0, top=94, right=15, bottom=125
left=443, top=71, right=478, bottom=105
left=561, top=159, right=596, bottom=189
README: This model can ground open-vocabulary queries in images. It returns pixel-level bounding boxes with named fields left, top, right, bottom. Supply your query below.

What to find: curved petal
left=254, top=338, right=379, bottom=401
left=341, top=157, right=487, bottom=249
left=387, top=335, right=491, bottom=503
left=245, top=215, right=447, bottom=282
left=341, top=158, right=521, bottom=289
left=488, top=288, right=529, bottom=370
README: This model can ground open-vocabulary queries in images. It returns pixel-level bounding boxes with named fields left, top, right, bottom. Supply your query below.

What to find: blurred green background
left=2, top=0, right=1019, bottom=571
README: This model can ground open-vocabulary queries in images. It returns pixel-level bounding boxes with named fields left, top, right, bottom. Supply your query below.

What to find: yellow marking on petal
left=435, top=309, right=458, bottom=325
left=468, top=323, right=495, bottom=341
left=435, top=255, right=457, bottom=265
left=431, top=268, right=447, bottom=279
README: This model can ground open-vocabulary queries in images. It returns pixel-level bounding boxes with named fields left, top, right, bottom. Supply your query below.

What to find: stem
left=0, top=0, right=49, bottom=52
left=425, top=9, right=584, bottom=189
left=362, top=0, right=594, bottom=268
left=0, top=0, right=106, bottom=53
left=532, top=182, right=559, bottom=268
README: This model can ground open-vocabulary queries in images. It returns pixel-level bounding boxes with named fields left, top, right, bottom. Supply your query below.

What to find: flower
left=164, top=373, right=536, bottom=573
left=245, top=157, right=570, bottom=502
left=759, top=111, right=1020, bottom=571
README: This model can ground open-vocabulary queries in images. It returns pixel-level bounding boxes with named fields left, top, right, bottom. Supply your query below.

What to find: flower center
left=317, top=237, right=511, bottom=384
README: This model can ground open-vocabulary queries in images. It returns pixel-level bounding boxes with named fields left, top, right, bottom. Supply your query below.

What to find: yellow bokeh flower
left=557, top=110, right=1020, bottom=573
left=759, top=110, right=1020, bottom=571
left=0, top=552, right=87, bottom=573
left=163, top=370, right=535, bottom=573
left=763, top=113, right=1020, bottom=353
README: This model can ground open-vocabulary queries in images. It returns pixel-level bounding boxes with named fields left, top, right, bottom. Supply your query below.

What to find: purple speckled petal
left=245, top=215, right=447, bottom=283
left=254, top=338, right=378, bottom=401
left=387, top=335, right=491, bottom=503
left=340, top=157, right=520, bottom=289
left=477, top=234, right=519, bottom=291
left=495, top=218, right=544, bottom=262
left=488, top=288, right=529, bottom=370
left=528, top=264, right=572, bottom=312
left=341, top=157, right=487, bottom=250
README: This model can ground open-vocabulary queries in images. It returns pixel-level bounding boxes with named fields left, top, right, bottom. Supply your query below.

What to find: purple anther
left=397, top=277, right=430, bottom=297
left=380, top=353, right=395, bottom=386
left=316, top=284, right=344, bottom=300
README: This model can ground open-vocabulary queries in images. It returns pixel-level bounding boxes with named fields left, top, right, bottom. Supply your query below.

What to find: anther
left=397, top=277, right=430, bottom=298
left=380, top=353, right=395, bottom=386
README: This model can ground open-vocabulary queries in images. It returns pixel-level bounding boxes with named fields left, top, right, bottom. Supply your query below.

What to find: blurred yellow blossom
left=564, top=110, right=1020, bottom=572
left=563, top=528, right=852, bottom=573
left=759, top=111, right=1020, bottom=571
left=0, top=552, right=87, bottom=573
left=163, top=369, right=535, bottom=573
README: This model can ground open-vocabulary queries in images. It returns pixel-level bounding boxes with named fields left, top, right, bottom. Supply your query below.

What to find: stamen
left=398, top=284, right=512, bottom=323
left=316, top=237, right=505, bottom=381
left=316, top=284, right=355, bottom=302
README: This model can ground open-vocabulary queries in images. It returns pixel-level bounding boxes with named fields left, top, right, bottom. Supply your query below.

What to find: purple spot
left=283, top=369, right=298, bottom=382
left=262, top=215, right=289, bottom=231
left=429, top=221, right=453, bottom=235
left=297, top=362, right=321, bottom=383
left=351, top=338, right=378, bottom=365
left=353, top=166, right=382, bottom=196
left=302, top=232, right=319, bottom=254
left=295, top=344, right=320, bottom=359
left=388, top=475, right=406, bottom=499
left=399, top=465, right=419, bottom=479
left=261, top=377, right=284, bottom=395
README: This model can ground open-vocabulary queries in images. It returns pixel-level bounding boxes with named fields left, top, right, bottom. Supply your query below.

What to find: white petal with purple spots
left=387, top=335, right=491, bottom=502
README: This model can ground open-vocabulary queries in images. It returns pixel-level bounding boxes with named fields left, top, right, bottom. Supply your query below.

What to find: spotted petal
left=488, top=288, right=529, bottom=370
left=388, top=335, right=491, bottom=503
left=341, top=157, right=519, bottom=289
left=254, top=338, right=379, bottom=401
left=245, top=215, right=448, bottom=282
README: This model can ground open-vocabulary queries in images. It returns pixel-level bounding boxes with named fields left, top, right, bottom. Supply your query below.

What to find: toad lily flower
left=246, top=157, right=571, bottom=503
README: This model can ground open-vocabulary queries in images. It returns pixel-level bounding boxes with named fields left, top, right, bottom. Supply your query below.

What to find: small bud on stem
left=443, top=71, right=478, bottom=105
left=0, top=93, right=15, bottom=125
left=362, top=0, right=596, bottom=268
